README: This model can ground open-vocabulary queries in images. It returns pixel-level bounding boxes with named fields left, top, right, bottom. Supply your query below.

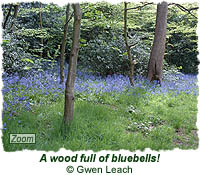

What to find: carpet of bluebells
left=1, top=65, right=199, bottom=131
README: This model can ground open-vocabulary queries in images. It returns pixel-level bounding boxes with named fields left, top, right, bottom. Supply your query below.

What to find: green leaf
left=21, top=58, right=34, bottom=64
left=2, top=40, right=10, bottom=46
left=123, top=52, right=128, bottom=56
left=80, top=38, right=87, bottom=43
left=112, top=47, right=120, bottom=52
left=23, top=66, right=31, bottom=70
left=80, top=43, right=87, bottom=47
left=3, top=39, right=10, bottom=44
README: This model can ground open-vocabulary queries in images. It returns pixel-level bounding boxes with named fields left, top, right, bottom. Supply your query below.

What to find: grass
left=2, top=81, right=198, bottom=151
left=1, top=67, right=199, bottom=151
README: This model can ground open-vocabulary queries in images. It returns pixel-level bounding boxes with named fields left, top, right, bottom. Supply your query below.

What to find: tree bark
left=60, top=4, right=70, bottom=84
left=64, top=3, right=81, bottom=124
left=3, top=4, right=13, bottom=29
left=147, top=1, right=168, bottom=84
left=9, top=4, right=19, bottom=31
left=124, top=2, right=134, bottom=86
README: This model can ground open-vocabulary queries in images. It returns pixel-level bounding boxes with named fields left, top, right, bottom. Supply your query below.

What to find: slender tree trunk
left=9, top=4, right=19, bottom=31
left=64, top=3, right=81, bottom=124
left=147, top=1, right=168, bottom=84
left=3, top=4, right=13, bottom=29
left=39, top=2, right=43, bottom=58
left=13, top=5, right=19, bottom=17
left=124, top=2, right=134, bottom=86
left=60, top=4, right=70, bottom=84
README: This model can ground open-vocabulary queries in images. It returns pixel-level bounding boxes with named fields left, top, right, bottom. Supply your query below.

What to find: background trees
left=2, top=3, right=66, bottom=74
left=166, top=3, right=198, bottom=74
left=2, top=2, right=198, bottom=77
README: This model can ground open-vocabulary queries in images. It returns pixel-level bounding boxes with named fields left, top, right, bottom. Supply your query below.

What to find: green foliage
left=2, top=32, right=35, bottom=74
left=80, top=2, right=123, bottom=41
left=3, top=83, right=198, bottom=151
left=79, top=35, right=127, bottom=76
left=79, top=34, right=150, bottom=76
left=2, top=31, right=56, bottom=75
left=13, top=2, right=68, bottom=59
left=2, top=2, right=69, bottom=74
left=2, top=2, right=198, bottom=74
left=165, top=31, right=198, bottom=74
left=166, top=4, right=198, bottom=74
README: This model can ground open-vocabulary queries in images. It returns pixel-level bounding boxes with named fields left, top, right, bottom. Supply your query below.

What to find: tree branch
left=66, top=11, right=74, bottom=24
left=129, top=43, right=138, bottom=48
left=189, top=7, right=199, bottom=11
left=126, top=2, right=154, bottom=11
left=169, top=3, right=198, bottom=19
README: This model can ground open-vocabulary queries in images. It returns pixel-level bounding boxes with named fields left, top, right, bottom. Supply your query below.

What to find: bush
left=2, top=32, right=54, bottom=75
left=165, top=32, right=199, bottom=74
left=2, top=32, right=34, bottom=75
left=79, top=34, right=150, bottom=76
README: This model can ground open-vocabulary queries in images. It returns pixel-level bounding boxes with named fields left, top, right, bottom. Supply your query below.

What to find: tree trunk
left=39, top=2, right=43, bottom=58
left=3, top=4, right=13, bottom=29
left=60, top=4, right=70, bottom=84
left=9, top=4, right=19, bottom=31
left=147, top=1, right=168, bottom=84
left=64, top=3, right=81, bottom=124
left=124, top=2, right=134, bottom=86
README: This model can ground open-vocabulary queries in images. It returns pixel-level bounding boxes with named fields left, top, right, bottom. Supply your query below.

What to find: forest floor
left=2, top=67, right=199, bottom=151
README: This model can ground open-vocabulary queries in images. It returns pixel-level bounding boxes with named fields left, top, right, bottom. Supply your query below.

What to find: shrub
left=2, top=32, right=54, bottom=75
left=2, top=32, right=34, bottom=75
left=165, top=32, right=199, bottom=74
left=79, top=34, right=150, bottom=76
